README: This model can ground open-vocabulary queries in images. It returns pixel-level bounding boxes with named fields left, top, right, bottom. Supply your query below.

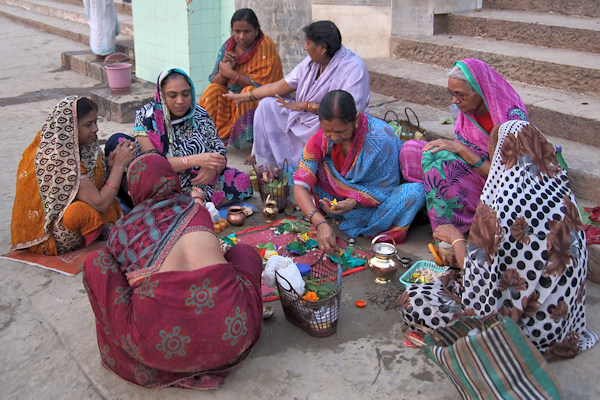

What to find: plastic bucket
left=103, top=53, right=132, bottom=90
left=105, top=63, right=132, bottom=89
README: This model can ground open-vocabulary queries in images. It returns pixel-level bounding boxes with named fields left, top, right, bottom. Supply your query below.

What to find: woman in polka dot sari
left=399, top=120, right=597, bottom=360
left=83, top=153, right=263, bottom=389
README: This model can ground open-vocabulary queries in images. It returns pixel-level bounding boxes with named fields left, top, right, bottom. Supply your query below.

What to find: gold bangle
left=249, top=90, right=256, bottom=102
left=451, top=238, right=466, bottom=247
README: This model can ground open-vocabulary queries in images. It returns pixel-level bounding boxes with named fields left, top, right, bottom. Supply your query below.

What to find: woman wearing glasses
left=399, top=58, right=527, bottom=233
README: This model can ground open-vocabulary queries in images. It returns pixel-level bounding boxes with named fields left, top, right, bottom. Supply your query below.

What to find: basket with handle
left=253, top=158, right=290, bottom=210
left=384, top=107, right=426, bottom=142
left=275, top=252, right=342, bottom=337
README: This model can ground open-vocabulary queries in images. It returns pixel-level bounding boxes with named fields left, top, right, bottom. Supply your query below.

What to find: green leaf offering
left=328, top=246, right=366, bottom=271
left=441, top=117, right=453, bottom=125
left=285, top=240, right=307, bottom=255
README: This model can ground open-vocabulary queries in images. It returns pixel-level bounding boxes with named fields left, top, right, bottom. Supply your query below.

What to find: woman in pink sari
left=83, top=153, right=263, bottom=389
left=400, top=59, right=527, bottom=233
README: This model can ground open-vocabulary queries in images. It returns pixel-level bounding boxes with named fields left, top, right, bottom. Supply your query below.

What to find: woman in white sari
left=83, top=0, right=119, bottom=58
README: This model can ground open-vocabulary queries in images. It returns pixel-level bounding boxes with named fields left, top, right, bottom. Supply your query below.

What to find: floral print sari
left=83, top=154, right=263, bottom=388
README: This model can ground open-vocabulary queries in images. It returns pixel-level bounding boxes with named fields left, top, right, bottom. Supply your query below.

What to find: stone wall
left=236, top=0, right=311, bottom=74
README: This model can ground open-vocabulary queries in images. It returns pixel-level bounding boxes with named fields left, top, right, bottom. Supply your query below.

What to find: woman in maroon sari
left=83, top=153, right=263, bottom=389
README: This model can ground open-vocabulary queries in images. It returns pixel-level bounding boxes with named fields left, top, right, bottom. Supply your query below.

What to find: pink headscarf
left=453, top=59, right=528, bottom=156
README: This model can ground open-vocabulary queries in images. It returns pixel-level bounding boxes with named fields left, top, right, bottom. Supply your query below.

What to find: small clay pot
left=227, top=206, right=247, bottom=226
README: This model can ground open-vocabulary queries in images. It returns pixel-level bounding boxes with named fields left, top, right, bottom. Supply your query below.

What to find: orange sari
left=11, top=96, right=121, bottom=255
left=199, top=33, right=283, bottom=147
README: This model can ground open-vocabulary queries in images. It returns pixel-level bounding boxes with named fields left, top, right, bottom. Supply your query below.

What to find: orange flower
left=303, top=291, right=319, bottom=301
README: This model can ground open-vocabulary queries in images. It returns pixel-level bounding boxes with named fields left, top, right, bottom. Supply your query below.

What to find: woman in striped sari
left=199, top=8, right=283, bottom=148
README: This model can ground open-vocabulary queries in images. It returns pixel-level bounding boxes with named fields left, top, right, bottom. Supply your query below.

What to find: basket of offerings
left=275, top=252, right=342, bottom=337
left=384, top=108, right=426, bottom=142
left=253, top=159, right=290, bottom=211
left=399, top=260, right=448, bottom=288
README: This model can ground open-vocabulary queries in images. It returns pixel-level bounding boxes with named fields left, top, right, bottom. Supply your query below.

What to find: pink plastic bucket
left=103, top=53, right=132, bottom=90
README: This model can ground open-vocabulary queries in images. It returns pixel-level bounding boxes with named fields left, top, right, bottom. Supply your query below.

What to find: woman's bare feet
left=243, top=155, right=256, bottom=165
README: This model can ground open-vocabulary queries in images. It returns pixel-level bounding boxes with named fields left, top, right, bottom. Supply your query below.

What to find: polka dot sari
left=401, top=120, right=597, bottom=360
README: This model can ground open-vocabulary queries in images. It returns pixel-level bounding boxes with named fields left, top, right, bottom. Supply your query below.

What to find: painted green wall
left=132, top=0, right=235, bottom=95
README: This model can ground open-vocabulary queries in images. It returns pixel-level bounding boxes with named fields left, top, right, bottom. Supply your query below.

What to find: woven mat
left=1, top=241, right=106, bottom=276
left=231, top=217, right=368, bottom=302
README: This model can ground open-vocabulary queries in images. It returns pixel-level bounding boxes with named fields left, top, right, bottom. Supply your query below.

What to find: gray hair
left=448, top=65, right=468, bottom=81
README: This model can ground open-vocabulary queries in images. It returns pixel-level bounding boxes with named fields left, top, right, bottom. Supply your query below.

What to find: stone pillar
left=132, top=0, right=234, bottom=93
left=391, top=0, right=479, bottom=36
left=236, top=0, right=311, bottom=74
left=313, top=0, right=392, bottom=58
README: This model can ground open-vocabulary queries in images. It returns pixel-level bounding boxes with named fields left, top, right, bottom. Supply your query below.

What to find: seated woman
left=11, top=96, right=135, bottom=255
left=399, top=120, right=598, bottom=361
left=294, top=90, right=425, bottom=253
left=400, top=58, right=527, bottom=233
left=83, top=153, right=263, bottom=389
left=225, top=20, right=370, bottom=169
left=134, top=68, right=252, bottom=206
left=199, top=8, right=283, bottom=148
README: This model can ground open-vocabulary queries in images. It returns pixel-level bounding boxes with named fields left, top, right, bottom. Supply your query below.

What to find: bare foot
left=243, top=155, right=256, bottom=165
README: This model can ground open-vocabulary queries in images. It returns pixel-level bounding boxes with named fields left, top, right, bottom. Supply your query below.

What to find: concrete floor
left=1, top=17, right=600, bottom=400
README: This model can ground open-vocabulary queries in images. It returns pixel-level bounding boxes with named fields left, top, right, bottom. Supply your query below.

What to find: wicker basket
left=253, top=159, right=290, bottom=210
left=384, top=108, right=426, bottom=142
left=275, top=253, right=342, bottom=337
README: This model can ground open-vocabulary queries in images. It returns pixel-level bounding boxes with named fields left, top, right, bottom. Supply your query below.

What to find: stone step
left=437, top=9, right=600, bottom=54
left=483, top=0, right=600, bottom=19
left=365, top=57, right=600, bottom=148
left=368, top=91, right=600, bottom=205
left=389, top=34, right=600, bottom=95
left=61, top=49, right=154, bottom=123
left=0, top=1, right=134, bottom=60
left=47, top=0, right=131, bottom=16
left=0, top=0, right=133, bottom=36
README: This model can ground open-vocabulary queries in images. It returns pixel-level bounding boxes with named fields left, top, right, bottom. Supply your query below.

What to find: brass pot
left=227, top=206, right=247, bottom=226
left=262, top=196, right=279, bottom=223
left=367, top=234, right=400, bottom=284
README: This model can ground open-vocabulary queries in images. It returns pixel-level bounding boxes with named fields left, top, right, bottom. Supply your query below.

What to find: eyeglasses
left=448, top=89, right=475, bottom=102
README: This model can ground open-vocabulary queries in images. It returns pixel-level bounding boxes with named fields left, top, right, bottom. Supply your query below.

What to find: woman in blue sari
left=293, top=90, right=425, bottom=252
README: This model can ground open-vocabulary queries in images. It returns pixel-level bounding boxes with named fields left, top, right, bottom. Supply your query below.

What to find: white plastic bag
left=204, top=202, right=220, bottom=223
left=263, top=255, right=305, bottom=295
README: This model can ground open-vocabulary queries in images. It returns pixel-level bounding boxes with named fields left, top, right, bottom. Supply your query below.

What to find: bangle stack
left=307, top=209, right=319, bottom=222
left=308, top=102, right=319, bottom=114
left=468, top=155, right=485, bottom=168
left=182, top=156, right=190, bottom=169
left=315, top=220, right=328, bottom=228
left=249, top=90, right=257, bottom=102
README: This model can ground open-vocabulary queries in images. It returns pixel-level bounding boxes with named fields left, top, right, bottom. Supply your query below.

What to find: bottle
left=449, top=104, right=460, bottom=124
left=554, top=145, right=568, bottom=171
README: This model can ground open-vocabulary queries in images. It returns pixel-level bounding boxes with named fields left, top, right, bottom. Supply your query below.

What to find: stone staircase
left=366, top=0, right=600, bottom=281
left=0, top=0, right=153, bottom=123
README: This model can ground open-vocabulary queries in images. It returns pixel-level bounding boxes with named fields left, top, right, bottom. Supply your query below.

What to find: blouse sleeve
left=195, top=105, right=226, bottom=157
left=284, top=56, right=311, bottom=90
left=133, top=104, right=150, bottom=137
left=293, top=131, right=324, bottom=190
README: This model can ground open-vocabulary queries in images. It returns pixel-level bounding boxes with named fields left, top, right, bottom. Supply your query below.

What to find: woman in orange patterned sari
left=10, top=96, right=135, bottom=255
left=199, top=8, right=283, bottom=148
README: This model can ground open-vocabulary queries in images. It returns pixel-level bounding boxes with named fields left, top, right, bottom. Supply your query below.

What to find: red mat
left=231, top=217, right=368, bottom=302
left=1, top=241, right=106, bottom=276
